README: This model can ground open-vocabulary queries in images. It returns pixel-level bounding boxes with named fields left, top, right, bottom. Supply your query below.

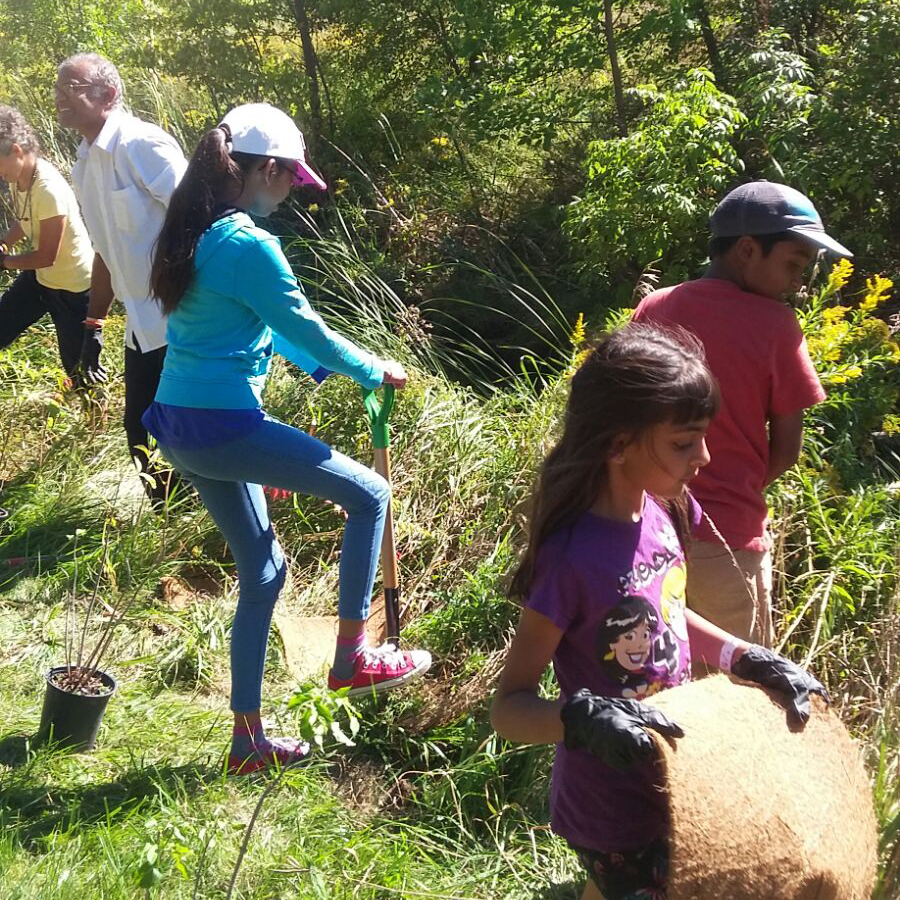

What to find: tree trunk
left=289, top=0, right=323, bottom=154
left=690, top=0, right=729, bottom=91
left=417, top=4, right=464, bottom=78
left=602, top=0, right=628, bottom=138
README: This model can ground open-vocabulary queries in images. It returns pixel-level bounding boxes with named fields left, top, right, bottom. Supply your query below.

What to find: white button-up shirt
left=71, top=109, right=187, bottom=351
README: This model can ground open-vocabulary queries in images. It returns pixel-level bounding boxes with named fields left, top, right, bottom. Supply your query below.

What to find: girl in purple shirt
left=491, top=323, right=827, bottom=900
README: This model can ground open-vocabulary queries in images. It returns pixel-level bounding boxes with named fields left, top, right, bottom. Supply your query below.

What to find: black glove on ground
left=560, top=689, right=684, bottom=770
left=75, top=325, right=108, bottom=385
left=731, top=644, right=829, bottom=725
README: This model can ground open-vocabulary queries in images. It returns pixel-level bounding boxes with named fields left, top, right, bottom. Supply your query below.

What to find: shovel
left=362, top=385, right=401, bottom=645
left=271, top=386, right=400, bottom=681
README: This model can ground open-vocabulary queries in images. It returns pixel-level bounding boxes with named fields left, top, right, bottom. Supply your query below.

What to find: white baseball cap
left=219, top=102, right=326, bottom=190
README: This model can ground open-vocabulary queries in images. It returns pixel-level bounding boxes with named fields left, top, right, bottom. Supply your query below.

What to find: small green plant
left=288, top=685, right=360, bottom=750
left=134, top=841, right=163, bottom=893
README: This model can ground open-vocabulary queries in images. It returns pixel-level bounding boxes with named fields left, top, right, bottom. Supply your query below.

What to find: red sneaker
left=328, top=643, right=432, bottom=697
left=227, top=734, right=311, bottom=776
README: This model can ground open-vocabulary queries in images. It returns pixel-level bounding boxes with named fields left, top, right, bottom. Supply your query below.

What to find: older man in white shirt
left=55, top=53, right=187, bottom=506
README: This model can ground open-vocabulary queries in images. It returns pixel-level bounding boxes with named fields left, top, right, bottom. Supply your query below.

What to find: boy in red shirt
left=633, top=181, right=850, bottom=646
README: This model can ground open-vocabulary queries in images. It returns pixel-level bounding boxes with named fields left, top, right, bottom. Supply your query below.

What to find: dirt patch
left=158, top=568, right=223, bottom=611
left=179, top=565, right=224, bottom=596
left=363, top=597, right=390, bottom=645
left=330, top=756, right=416, bottom=817
left=332, top=757, right=391, bottom=816
left=274, top=613, right=338, bottom=682
left=158, top=576, right=196, bottom=611
left=397, top=648, right=505, bottom=733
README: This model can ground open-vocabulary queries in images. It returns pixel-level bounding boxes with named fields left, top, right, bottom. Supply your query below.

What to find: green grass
left=0, top=314, right=576, bottom=900
left=0, top=657, right=576, bottom=900
left=1, top=263, right=898, bottom=899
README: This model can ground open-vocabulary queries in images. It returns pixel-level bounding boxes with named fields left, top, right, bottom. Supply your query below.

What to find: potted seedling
left=39, top=660, right=118, bottom=752
left=37, top=492, right=156, bottom=752
left=37, top=530, right=117, bottom=751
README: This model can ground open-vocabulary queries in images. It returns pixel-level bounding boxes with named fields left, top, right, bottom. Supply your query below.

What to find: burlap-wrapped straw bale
left=646, top=675, right=877, bottom=900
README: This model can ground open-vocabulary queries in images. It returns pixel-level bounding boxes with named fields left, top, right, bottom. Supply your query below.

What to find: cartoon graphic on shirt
left=596, top=596, right=661, bottom=698
left=650, top=626, right=682, bottom=680
left=660, top=564, right=689, bottom=641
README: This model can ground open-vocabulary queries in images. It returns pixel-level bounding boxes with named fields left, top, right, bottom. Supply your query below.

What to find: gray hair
left=58, top=53, right=124, bottom=109
left=0, top=106, right=41, bottom=156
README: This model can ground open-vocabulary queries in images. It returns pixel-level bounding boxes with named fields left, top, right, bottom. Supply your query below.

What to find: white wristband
left=719, top=638, right=742, bottom=673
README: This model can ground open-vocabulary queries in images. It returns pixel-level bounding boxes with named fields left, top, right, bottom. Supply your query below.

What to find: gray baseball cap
left=710, top=181, right=852, bottom=257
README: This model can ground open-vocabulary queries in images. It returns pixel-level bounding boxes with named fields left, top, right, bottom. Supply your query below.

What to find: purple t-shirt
left=526, top=494, right=700, bottom=852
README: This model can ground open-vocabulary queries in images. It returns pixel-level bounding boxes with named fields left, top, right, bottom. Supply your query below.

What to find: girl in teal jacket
left=145, top=103, right=430, bottom=775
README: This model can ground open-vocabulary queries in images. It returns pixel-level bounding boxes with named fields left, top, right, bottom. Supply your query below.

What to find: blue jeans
left=160, top=418, right=389, bottom=713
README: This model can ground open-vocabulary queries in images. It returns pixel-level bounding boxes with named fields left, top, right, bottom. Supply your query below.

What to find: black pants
left=124, top=336, right=180, bottom=507
left=0, top=270, right=88, bottom=374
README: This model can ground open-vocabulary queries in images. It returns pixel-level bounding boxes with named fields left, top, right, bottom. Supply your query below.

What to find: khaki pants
left=687, top=540, right=773, bottom=647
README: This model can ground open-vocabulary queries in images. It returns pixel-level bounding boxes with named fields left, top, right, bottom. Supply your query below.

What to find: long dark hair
left=509, top=322, right=720, bottom=601
left=151, top=125, right=263, bottom=314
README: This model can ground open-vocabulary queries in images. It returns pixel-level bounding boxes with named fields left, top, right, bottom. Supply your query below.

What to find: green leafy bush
left=565, top=68, right=746, bottom=294
left=798, top=260, right=900, bottom=486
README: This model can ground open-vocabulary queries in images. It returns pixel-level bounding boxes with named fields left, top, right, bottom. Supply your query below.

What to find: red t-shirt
left=633, top=279, right=825, bottom=550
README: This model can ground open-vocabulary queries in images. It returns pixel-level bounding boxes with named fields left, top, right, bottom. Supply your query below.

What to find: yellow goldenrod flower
left=565, top=347, right=591, bottom=379
left=826, top=258, right=853, bottom=293
left=564, top=318, right=592, bottom=378
left=826, top=364, right=863, bottom=385
left=809, top=320, right=851, bottom=365
left=822, top=306, right=848, bottom=323
left=860, top=317, right=891, bottom=341
left=860, top=274, right=893, bottom=312
left=431, top=135, right=451, bottom=148
left=571, top=312, right=586, bottom=348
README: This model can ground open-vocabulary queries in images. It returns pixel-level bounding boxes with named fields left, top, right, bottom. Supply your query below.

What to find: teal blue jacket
left=155, top=213, right=383, bottom=408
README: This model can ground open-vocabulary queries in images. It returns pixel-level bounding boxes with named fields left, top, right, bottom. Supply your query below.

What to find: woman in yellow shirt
left=0, top=105, right=98, bottom=381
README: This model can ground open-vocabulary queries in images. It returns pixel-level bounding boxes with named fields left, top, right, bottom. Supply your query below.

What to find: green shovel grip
left=361, top=384, right=395, bottom=449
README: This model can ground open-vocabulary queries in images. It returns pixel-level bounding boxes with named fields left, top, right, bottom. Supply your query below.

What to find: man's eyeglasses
left=55, top=81, right=95, bottom=97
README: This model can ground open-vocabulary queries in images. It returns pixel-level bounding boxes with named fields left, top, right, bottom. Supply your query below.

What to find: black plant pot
left=37, top=666, right=117, bottom=752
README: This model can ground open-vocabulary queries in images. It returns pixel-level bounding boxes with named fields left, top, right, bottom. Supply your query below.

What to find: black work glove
left=731, top=644, right=829, bottom=726
left=560, top=689, right=684, bottom=770
left=75, top=324, right=108, bottom=385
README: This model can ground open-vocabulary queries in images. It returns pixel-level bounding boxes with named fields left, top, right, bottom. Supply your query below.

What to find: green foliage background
left=2, top=0, right=899, bottom=330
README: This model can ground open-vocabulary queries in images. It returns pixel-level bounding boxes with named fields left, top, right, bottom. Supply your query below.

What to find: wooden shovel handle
left=372, top=446, right=399, bottom=591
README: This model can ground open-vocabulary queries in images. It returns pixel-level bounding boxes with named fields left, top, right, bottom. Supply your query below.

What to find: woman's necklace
left=12, top=160, right=38, bottom=230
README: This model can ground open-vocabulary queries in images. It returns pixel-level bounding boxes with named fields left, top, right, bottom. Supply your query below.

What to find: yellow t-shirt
left=13, top=158, right=93, bottom=292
